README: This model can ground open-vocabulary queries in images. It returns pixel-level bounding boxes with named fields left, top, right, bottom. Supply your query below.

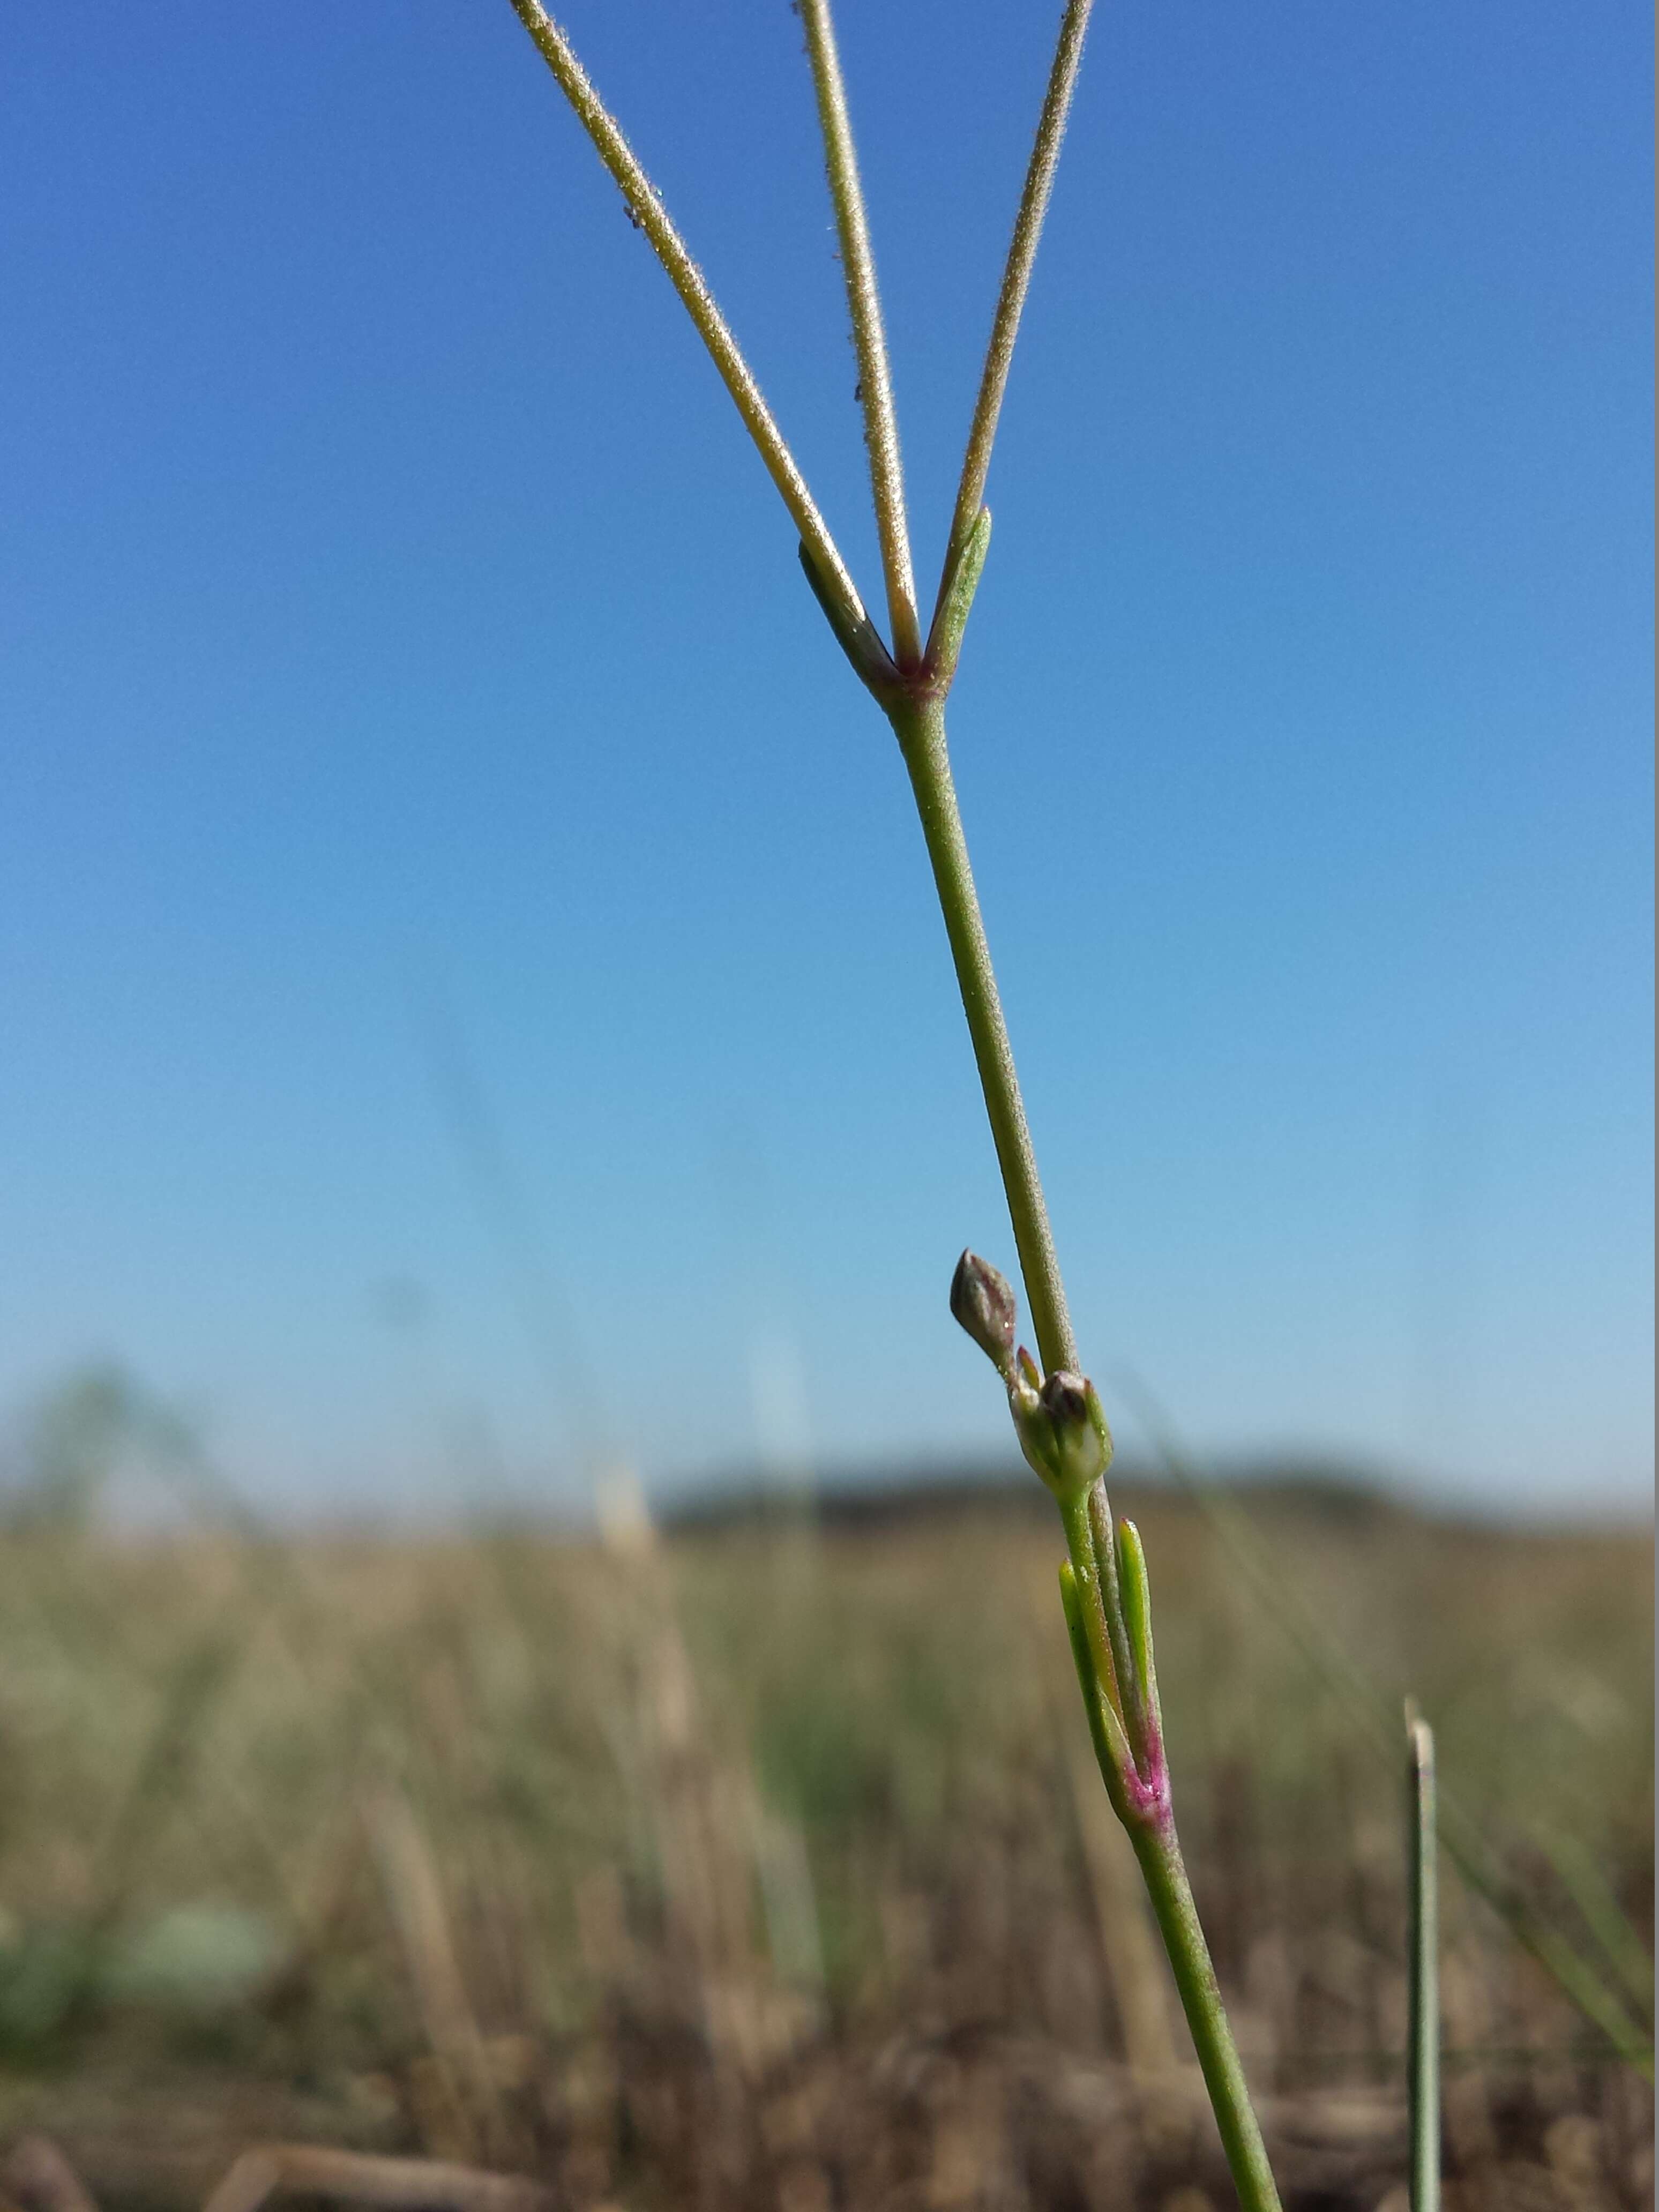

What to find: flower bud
left=1010, top=1359, right=1110, bottom=1501
left=1040, top=1369, right=1109, bottom=1496
left=1004, top=1343, right=1047, bottom=1464
left=949, top=1249, right=1017, bottom=1376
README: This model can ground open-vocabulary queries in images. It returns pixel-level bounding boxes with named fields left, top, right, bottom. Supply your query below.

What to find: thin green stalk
left=504, top=0, right=869, bottom=644
left=798, top=0, right=921, bottom=666
left=930, top=0, right=1096, bottom=648
left=1407, top=1706, right=1441, bottom=2212
left=887, top=697, right=1075, bottom=1376
left=1058, top=1552, right=1278, bottom=2212
left=898, top=692, right=1280, bottom=2207
left=1130, top=1825, right=1283, bottom=2212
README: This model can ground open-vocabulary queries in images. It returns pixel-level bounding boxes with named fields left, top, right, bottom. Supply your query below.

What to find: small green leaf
left=1115, top=1517, right=1163, bottom=1746
left=1059, top=1559, right=1134, bottom=1792
left=924, top=505, right=992, bottom=691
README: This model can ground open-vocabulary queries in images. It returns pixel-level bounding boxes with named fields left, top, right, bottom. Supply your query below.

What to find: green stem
left=799, top=0, right=920, bottom=667
left=1130, top=1821, right=1284, bottom=2212
left=888, top=697, right=1075, bottom=1376
left=1407, top=1710, right=1441, bottom=2212
left=933, top=0, right=1096, bottom=640
left=894, top=690, right=1281, bottom=2209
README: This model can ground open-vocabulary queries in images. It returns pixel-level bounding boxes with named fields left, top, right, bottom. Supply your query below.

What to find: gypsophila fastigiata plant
left=501, top=4, right=1282, bottom=2203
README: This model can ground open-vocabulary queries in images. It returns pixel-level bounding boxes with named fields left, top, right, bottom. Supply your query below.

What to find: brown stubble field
left=0, top=1481, right=1650, bottom=2211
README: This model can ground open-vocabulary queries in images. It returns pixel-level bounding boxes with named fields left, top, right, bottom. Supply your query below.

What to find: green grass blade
left=1406, top=1703, right=1440, bottom=2212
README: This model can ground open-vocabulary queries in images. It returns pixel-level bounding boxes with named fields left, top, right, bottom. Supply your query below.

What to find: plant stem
left=898, top=693, right=1281, bottom=2209
left=1407, top=1708, right=1441, bottom=2212
left=1129, top=1821, right=1284, bottom=2212
left=888, top=698, right=1075, bottom=1376
left=799, top=0, right=921, bottom=667
left=931, top=0, right=1096, bottom=645
left=504, top=0, right=870, bottom=644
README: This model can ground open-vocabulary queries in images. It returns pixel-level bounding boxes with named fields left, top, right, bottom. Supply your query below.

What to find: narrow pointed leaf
left=924, top=505, right=992, bottom=691
left=1059, top=1559, right=1134, bottom=1792
left=1115, top=1516, right=1163, bottom=1751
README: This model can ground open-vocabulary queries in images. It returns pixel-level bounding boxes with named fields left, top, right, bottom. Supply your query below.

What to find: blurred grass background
left=0, top=1427, right=1649, bottom=2211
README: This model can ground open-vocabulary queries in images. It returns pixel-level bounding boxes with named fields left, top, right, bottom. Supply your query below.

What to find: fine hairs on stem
left=503, top=0, right=869, bottom=645
left=797, top=0, right=920, bottom=668
left=930, top=0, right=1095, bottom=651
left=501, top=3, right=1284, bottom=2204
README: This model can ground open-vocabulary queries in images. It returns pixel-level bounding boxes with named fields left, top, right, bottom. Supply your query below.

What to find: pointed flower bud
left=950, top=1249, right=1017, bottom=1377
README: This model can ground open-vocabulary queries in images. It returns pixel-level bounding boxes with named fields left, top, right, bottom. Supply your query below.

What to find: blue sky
left=2, top=1, right=1650, bottom=1518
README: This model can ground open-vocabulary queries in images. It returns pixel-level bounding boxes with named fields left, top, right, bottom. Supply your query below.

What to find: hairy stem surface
left=505, top=0, right=869, bottom=640
left=799, top=0, right=920, bottom=665
left=932, top=0, right=1096, bottom=641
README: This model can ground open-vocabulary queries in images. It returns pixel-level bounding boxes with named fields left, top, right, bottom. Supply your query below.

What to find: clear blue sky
left=2, top=2, right=1650, bottom=1518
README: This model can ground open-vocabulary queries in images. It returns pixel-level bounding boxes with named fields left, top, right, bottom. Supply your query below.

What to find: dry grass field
left=0, top=1477, right=1649, bottom=2211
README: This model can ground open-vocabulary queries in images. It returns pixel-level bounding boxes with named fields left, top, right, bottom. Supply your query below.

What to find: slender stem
left=504, top=0, right=870, bottom=644
left=502, top=12, right=1281, bottom=2193
left=888, top=698, right=1075, bottom=1376
left=901, top=691, right=1281, bottom=2206
left=931, top=0, right=1095, bottom=648
left=1407, top=1710, right=1441, bottom=2212
left=798, top=0, right=921, bottom=668
left=1130, top=1823, right=1284, bottom=2212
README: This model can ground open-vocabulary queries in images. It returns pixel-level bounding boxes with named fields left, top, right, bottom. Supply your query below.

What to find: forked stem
left=498, top=5, right=1282, bottom=2196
